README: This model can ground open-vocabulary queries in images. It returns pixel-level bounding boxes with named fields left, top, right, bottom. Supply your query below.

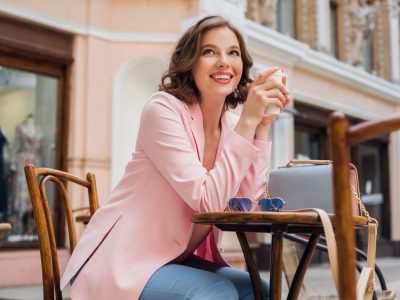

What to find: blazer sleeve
left=236, top=139, right=271, bottom=201
left=138, top=96, right=262, bottom=212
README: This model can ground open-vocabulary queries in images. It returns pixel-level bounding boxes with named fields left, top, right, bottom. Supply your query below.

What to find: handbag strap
left=283, top=159, right=332, bottom=167
left=291, top=208, right=339, bottom=291
left=288, top=208, right=377, bottom=299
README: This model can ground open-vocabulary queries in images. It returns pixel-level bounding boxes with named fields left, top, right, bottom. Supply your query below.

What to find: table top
left=0, top=223, right=12, bottom=233
left=192, top=211, right=369, bottom=233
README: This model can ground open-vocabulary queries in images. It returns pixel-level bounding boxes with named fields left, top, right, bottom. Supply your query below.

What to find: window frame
left=0, top=15, right=72, bottom=249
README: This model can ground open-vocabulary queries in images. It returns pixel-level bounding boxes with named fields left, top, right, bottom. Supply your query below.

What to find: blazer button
left=219, top=247, right=224, bottom=253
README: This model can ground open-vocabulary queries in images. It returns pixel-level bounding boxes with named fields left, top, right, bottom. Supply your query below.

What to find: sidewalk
left=260, top=257, right=400, bottom=299
left=0, top=257, right=399, bottom=299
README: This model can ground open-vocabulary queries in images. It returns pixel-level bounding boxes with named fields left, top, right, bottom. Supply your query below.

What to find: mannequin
left=10, top=114, right=44, bottom=235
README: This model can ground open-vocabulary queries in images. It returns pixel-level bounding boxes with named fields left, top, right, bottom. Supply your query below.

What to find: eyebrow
left=200, top=44, right=241, bottom=51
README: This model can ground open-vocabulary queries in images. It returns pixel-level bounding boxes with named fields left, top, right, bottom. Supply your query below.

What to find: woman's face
left=192, top=26, right=243, bottom=100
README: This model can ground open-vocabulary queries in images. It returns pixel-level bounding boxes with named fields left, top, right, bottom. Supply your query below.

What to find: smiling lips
left=210, top=72, right=233, bottom=84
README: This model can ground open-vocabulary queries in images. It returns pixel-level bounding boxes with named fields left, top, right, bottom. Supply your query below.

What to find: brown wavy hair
left=159, top=15, right=253, bottom=109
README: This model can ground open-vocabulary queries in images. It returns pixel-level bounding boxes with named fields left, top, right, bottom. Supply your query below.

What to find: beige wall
left=67, top=35, right=174, bottom=203
left=8, top=0, right=199, bottom=32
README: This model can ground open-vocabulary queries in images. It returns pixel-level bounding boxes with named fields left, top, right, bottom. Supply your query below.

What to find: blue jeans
left=139, top=254, right=269, bottom=300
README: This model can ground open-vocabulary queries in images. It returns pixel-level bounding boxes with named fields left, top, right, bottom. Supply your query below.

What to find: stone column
left=296, top=0, right=318, bottom=49
left=389, top=106, right=400, bottom=241
left=367, top=0, right=399, bottom=81
left=246, top=0, right=278, bottom=29
left=388, top=0, right=400, bottom=83
left=372, top=0, right=392, bottom=80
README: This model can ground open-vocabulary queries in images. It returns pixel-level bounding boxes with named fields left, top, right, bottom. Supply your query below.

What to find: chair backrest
left=24, top=164, right=100, bottom=300
left=329, top=112, right=400, bottom=299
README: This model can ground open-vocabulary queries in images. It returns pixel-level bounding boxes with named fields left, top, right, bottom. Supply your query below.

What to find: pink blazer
left=61, top=92, right=271, bottom=300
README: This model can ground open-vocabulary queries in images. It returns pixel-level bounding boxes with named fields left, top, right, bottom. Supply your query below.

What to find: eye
left=230, top=49, right=241, bottom=56
left=202, top=48, right=215, bottom=55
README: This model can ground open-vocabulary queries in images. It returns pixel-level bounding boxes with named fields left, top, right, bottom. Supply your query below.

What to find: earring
left=234, top=88, right=239, bottom=98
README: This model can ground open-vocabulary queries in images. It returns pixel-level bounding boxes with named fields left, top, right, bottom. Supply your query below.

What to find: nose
left=216, top=53, right=230, bottom=68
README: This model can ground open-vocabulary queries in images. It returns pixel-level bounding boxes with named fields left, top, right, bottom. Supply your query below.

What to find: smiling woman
left=159, top=15, right=253, bottom=109
left=61, top=15, right=291, bottom=300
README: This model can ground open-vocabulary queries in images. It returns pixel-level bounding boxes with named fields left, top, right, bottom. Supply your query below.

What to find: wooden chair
left=24, top=164, right=100, bottom=300
left=0, top=223, right=12, bottom=233
left=329, top=112, right=400, bottom=299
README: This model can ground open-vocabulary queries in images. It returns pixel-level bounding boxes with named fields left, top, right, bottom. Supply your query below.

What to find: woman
left=61, top=15, right=290, bottom=299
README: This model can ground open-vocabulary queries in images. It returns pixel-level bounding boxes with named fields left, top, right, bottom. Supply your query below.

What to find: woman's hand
left=235, top=67, right=290, bottom=142
left=257, top=73, right=292, bottom=128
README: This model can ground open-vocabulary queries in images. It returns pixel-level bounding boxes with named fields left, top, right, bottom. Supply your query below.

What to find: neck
left=199, top=94, right=225, bottom=133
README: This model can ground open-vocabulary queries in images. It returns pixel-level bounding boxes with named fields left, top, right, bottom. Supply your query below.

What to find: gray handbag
left=268, top=160, right=361, bottom=215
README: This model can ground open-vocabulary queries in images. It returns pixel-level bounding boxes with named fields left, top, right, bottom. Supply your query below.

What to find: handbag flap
left=269, top=162, right=361, bottom=215
left=269, top=164, right=334, bottom=212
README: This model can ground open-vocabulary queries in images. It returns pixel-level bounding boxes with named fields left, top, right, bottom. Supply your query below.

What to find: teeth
left=212, top=74, right=230, bottom=80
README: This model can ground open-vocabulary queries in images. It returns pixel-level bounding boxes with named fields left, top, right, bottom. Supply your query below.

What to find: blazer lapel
left=186, top=103, right=235, bottom=163
left=186, top=102, right=205, bottom=162
left=216, top=109, right=235, bottom=159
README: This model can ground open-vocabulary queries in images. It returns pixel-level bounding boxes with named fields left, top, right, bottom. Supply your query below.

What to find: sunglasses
left=227, top=197, right=285, bottom=212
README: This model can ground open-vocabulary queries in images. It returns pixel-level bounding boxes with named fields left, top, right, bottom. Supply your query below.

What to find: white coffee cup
left=264, top=69, right=284, bottom=120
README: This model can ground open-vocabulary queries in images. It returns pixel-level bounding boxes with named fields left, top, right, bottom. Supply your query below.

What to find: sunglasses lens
left=258, top=198, right=284, bottom=211
left=258, top=198, right=272, bottom=211
left=228, top=198, right=252, bottom=211
left=271, top=198, right=284, bottom=210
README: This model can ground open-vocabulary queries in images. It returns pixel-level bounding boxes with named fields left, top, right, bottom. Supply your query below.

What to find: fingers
left=254, top=80, right=288, bottom=104
left=257, top=90, right=286, bottom=108
left=252, top=67, right=279, bottom=86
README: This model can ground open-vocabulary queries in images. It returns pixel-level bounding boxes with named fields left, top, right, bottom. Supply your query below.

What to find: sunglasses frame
left=227, top=197, right=286, bottom=212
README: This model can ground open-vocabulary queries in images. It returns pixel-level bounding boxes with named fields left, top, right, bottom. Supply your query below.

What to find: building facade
left=0, top=0, right=399, bottom=286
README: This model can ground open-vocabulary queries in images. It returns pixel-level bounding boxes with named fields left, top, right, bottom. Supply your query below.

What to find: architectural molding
left=245, top=19, right=400, bottom=104
left=0, top=0, right=179, bottom=43
left=292, top=89, right=383, bottom=120
left=67, top=157, right=110, bottom=169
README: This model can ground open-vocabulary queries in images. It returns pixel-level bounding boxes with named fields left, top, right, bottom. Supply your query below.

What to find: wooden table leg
left=287, top=233, right=320, bottom=299
left=270, top=224, right=286, bottom=300
left=236, top=232, right=264, bottom=300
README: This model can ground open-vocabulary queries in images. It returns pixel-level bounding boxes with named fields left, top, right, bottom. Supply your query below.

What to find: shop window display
left=0, top=66, right=58, bottom=244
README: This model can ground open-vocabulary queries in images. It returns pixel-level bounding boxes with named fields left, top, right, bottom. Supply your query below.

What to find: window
left=352, top=140, right=390, bottom=238
left=294, top=103, right=330, bottom=160
left=0, top=16, right=72, bottom=247
left=362, top=36, right=373, bottom=72
left=294, top=103, right=390, bottom=240
left=0, top=67, right=59, bottom=243
left=277, top=0, right=296, bottom=38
